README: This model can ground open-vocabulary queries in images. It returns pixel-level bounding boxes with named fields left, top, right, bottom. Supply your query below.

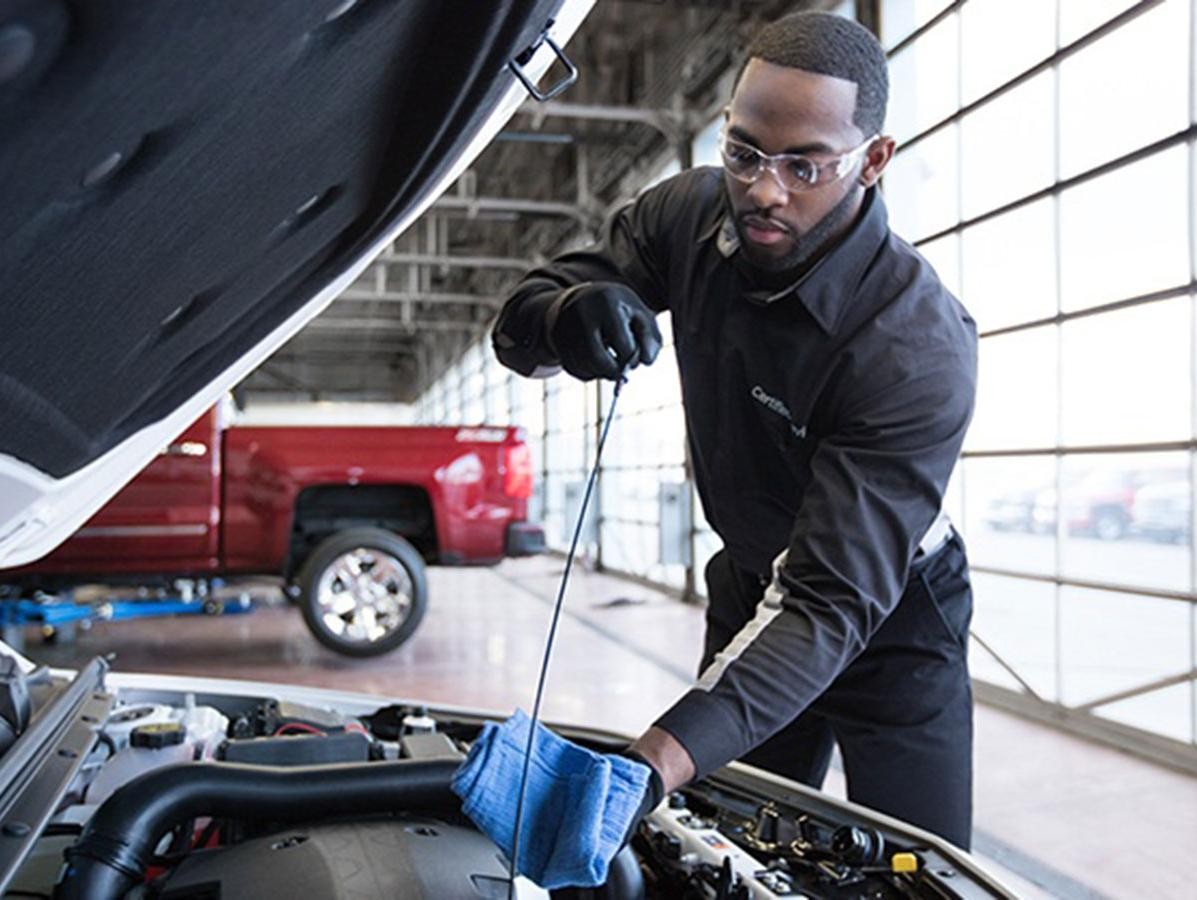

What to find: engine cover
left=156, top=819, right=516, bottom=899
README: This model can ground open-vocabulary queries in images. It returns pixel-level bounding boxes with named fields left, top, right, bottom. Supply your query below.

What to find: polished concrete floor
left=23, top=557, right=1197, bottom=900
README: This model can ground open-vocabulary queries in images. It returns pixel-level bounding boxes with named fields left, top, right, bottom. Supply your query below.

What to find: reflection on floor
left=23, top=557, right=1197, bottom=900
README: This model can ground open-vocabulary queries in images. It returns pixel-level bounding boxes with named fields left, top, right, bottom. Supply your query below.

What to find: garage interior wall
left=414, top=0, right=1197, bottom=772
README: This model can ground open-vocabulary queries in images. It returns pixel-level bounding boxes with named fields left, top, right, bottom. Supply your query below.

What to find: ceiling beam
left=280, top=337, right=420, bottom=349
left=432, top=195, right=595, bottom=227
left=269, top=348, right=417, bottom=360
left=375, top=252, right=533, bottom=271
left=497, top=130, right=574, bottom=145
left=517, top=99, right=690, bottom=141
left=335, top=290, right=504, bottom=308
left=254, top=366, right=320, bottom=395
left=306, top=318, right=490, bottom=334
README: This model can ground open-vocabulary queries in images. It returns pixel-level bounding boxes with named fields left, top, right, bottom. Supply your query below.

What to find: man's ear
left=859, top=136, right=896, bottom=188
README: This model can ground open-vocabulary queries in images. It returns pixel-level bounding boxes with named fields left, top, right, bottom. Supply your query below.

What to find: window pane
left=967, top=326, right=1058, bottom=452
left=880, top=0, right=955, bottom=51
left=1059, top=588, right=1191, bottom=714
left=607, top=406, right=686, bottom=469
left=1059, top=0, right=1139, bottom=45
left=960, top=0, right=1056, bottom=105
left=516, top=377, right=544, bottom=419
left=969, top=573, right=1058, bottom=700
left=512, top=377, right=544, bottom=436
left=944, top=463, right=964, bottom=528
left=600, top=462, right=688, bottom=590
left=486, top=365, right=510, bottom=424
left=691, top=118, right=721, bottom=169
left=621, top=351, right=681, bottom=415
left=885, top=124, right=958, bottom=241
left=693, top=527, right=722, bottom=599
left=1060, top=453, right=1191, bottom=591
left=545, top=427, right=585, bottom=476
left=1060, top=298, right=1191, bottom=446
left=463, top=348, right=485, bottom=422
left=600, top=472, right=657, bottom=526
left=550, top=376, right=589, bottom=434
left=963, top=457, right=1057, bottom=575
left=829, top=0, right=856, bottom=20
left=961, top=199, right=1057, bottom=332
left=1096, top=682, right=1194, bottom=743
left=917, top=233, right=960, bottom=297
left=960, top=73, right=1055, bottom=219
left=527, top=444, right=545, bottom=523
left=1058, top=0, right=1191, bottom=178
left=887, top=14, right=959, bottom=144
left=1059, top=147, right=1190, bottom=312
left=463, top=398, right=484, bottom=424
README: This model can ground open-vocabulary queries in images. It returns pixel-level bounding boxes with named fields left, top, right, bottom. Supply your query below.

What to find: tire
left=295, top=528, right=427, bottom=657
left=1092, top=508, right=1127, bottom=541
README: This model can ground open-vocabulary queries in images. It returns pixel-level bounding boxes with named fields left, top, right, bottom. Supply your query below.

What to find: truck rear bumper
left=505, top=522, right=545, bottom=557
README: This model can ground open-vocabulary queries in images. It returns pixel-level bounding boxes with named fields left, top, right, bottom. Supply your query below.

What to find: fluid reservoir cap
left=891, top=852, right=919, bottom=873
left=130, top=722, right=186, bottom=749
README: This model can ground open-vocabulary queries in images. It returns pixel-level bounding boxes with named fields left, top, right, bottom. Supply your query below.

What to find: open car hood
left=0, top=0, right=592, bottom=567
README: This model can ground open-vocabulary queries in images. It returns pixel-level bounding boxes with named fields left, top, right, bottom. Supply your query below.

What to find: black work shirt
left=493, top=167, right=977, bottom=778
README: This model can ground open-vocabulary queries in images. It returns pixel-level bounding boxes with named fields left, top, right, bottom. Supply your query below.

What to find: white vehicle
left=0, top=648, right=1012, bottom=899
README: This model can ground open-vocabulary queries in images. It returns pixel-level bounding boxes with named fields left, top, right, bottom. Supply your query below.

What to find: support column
left=856, top=0, right=881, bottom=35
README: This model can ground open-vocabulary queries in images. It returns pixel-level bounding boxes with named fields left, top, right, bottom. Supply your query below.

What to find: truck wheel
left=1093, top=508, right=1127, bottom=541
left=296, top=528, right=427, bottom=657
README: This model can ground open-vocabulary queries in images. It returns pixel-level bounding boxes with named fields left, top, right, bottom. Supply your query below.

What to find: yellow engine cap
left=891, top=852, right=919, bottom=873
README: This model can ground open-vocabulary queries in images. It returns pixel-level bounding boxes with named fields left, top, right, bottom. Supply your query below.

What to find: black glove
left=547, top=283, right=663, bottom=381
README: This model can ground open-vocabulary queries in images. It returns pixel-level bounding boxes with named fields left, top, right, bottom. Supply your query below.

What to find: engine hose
left=55, top=758, right=459, bottom=900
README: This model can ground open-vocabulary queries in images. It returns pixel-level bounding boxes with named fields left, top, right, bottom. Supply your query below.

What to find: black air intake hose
left=55, top=758, right=459, bottom=900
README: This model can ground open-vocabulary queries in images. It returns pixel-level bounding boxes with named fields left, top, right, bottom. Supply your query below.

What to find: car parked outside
left=1131, top=480, right=1191, bottom=544
left=984, top=466, right=1188, bottom=541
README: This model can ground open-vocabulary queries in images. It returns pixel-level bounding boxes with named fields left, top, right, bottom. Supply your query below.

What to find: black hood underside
left=1, top=0, right=558, bottom=478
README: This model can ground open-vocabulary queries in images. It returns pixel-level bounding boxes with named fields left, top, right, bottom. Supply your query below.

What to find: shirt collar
left=701, top=187, right=890, bottom=335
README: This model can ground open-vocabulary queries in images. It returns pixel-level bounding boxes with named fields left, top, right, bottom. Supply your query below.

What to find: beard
left=732, top=185, right=862, bottom=275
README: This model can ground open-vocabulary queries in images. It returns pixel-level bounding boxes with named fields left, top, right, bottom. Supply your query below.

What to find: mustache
left=738, top=212, right=794, bottom=236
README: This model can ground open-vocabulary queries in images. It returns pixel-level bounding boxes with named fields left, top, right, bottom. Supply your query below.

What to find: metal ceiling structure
left=243, top=0, right=845, bottom=403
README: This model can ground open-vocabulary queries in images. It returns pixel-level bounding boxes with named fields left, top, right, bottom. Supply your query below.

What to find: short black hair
left=738, top=11, right=889, bottom=136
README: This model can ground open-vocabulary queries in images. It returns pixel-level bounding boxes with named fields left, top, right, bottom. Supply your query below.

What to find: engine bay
left=0, top=658, right=1010, bottom=899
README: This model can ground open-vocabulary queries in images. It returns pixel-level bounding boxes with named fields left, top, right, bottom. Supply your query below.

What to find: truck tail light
left=504, top=445, right=534, bottom=500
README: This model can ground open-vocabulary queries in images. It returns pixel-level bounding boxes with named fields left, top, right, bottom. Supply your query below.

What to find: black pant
left=701, top=536, right=974, bottom=849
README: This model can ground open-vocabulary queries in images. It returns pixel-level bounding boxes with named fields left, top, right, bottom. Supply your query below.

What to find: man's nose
left=746, top=164, right=788, bottom=208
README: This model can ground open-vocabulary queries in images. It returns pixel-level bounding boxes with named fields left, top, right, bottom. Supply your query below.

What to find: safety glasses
left=718, top=127, right=876, bottom=193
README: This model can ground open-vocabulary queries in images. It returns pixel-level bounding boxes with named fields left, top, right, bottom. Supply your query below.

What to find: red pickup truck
left=1, top=405, right=543, bottom=656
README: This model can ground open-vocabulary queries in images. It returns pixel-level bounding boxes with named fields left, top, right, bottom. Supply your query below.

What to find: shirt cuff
left=653, top=689, right=749, bottom=782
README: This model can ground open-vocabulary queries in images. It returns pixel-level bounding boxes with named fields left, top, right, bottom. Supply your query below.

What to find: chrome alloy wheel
left=314, top=547, right=414, bottom=646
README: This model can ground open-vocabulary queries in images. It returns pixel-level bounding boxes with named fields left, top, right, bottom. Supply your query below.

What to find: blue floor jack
left=0, top=580, right=254, bottom=653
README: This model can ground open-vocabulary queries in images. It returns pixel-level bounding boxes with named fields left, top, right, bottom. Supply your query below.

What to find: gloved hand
left=451, top=709, right=662, bottom=889
left=547, top=282, right=663, bottom=381
left=617, top=748, right=665, bottom=847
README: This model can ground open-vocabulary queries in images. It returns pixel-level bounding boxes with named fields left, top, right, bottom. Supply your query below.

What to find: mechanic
left=484, top=9, right=978, bottom=869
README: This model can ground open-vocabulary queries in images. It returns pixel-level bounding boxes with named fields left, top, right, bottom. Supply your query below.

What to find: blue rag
left=451, top=709, right=650, bottom=889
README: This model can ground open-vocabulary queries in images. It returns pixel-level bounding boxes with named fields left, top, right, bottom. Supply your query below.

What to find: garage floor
left=23, top=558, right=1197, bottom=900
